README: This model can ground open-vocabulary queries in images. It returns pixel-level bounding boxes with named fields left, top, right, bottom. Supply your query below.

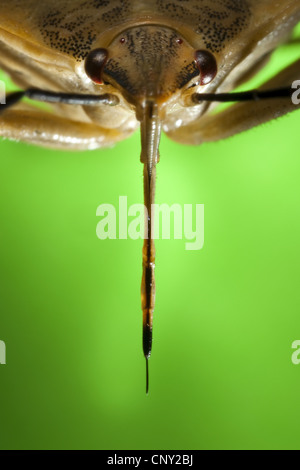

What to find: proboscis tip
left=146, top=357, right=149, bottom=394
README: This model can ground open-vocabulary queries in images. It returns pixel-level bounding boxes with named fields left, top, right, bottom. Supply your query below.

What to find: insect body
left=0, top=0, right=299, bottom=392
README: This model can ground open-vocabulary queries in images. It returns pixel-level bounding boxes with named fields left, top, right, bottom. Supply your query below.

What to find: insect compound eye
left=84, top=48, right=109, bottom=84
left=194, top=50, right=217, bottom=86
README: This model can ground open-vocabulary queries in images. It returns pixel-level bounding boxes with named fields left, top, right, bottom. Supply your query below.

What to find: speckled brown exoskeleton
left=0, top=0, right=299, bottom=392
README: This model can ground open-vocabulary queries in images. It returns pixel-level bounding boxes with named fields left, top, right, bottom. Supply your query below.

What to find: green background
left=0, top=26, right=300, bottom=450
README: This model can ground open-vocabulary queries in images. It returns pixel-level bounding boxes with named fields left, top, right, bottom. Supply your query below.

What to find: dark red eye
left=194, top=50, right=217, bottom=86
left=85, top=48, right=108, bottom=84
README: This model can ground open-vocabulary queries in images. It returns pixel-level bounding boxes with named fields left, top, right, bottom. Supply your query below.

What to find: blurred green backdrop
left=0, top=25, right=300, bottom=450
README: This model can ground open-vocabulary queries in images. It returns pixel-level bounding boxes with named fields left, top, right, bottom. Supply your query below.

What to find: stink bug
left=0, top=0, right=300, bottom=393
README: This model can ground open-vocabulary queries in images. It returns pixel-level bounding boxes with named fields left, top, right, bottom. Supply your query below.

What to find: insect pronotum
left=0, top=1, right=299, bottom=392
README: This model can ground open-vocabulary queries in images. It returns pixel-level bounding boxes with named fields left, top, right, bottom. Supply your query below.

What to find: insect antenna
left=2, top=91, right=26, bottom=110
left=2, top=86, right=293, bottom=113
left=138, top=100, right=161, bottom=394
left=191, top=86, right=292, bottom=104
left=0, top=89, right=119, bottom=113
